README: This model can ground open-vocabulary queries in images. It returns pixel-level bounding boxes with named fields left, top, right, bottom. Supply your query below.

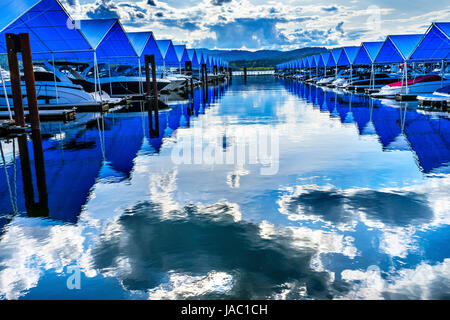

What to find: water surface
left=0, top=76, right=449, bottom=299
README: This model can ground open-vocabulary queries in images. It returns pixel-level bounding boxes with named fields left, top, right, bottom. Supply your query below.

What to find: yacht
left=417, top=85, right=450, bottom=105
left=79, top=63, right=185, bottom=97
left=342, top=73, right=400, bottom=92
left=0, top=65, right=101, bottom=108
left=372, top=75, right=450, bottom=99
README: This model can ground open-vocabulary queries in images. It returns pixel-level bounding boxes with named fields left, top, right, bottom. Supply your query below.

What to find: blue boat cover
left=127, top=31, right=164, bottom=65
left=80, top=19, right=137, bottom=61
left=374, top=34, right=423, bottom=63
left=0, top=0, right=93, bottom=60
left=409, top=23, right=450, bottom=61
left=354, top=42, right=383, bottom=65
left=156, top=39, right=179, bottom=65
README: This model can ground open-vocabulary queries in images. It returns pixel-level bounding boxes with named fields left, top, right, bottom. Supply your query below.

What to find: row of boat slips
left=0, top=0, right=229, bottom=114
left=275, top=22, right=450, bottom=108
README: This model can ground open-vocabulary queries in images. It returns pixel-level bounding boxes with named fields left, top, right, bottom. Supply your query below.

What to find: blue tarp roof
left=331, top=48, right=343, bottom=66
left=354, top=42, right=383, bottom=65
left=337, top=46, right=360, bottom=66
left=374, top=34, right=423, bottom=63
left=311, top=55, right=317, bottom=67
left=410, top=23, right=450, bottom=61
left=187, top=49, right=199, bottom=67
left=156, top=39, right=179, bottom=65
left=127, top=31, right=163, bottom=65
left=80, top=19, right=137, bottom=60
left=173, top=45, right=190, bottom=64
left=318, top=52, right=330, bottom=67
left=0, top=0, right=93, bottom=60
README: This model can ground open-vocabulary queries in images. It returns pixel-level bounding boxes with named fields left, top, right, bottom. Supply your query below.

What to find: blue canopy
left=0, top=0, right=93, bottom=60
left=80, top=19, right=137, bottom=61
left=337, top=46, right=360, bottom=66
left=330, top=48, right=342, bottom=67
left=353, top=42, right=383, bottom=65
left=199, top=51, right=205, bottom=65
left=187, top=49, right=199, bottom=68
left=318, top=52, right=330, bottom=67
left=173, top=44, right=190, bottom=65
left=374, top=34, right=423, bottom=63
left=310, top=55, right=318, bottom=67
left=409, top=22, right=450, bottom=61
left=127, top=31, right=163, bottom=65
left=156, top=39, right=179, bottom=66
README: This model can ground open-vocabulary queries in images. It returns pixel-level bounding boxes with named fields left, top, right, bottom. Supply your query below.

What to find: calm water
left=0, top=76, right=449, bottom=300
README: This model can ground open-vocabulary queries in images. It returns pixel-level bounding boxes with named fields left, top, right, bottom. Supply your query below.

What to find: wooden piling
left=244, top=67, right=247, bottom=81
left=144, top=55, right=152, bottom=97
left=5, top=34, right=25, bottom=127
left=19, top=34, right=40, bottom=131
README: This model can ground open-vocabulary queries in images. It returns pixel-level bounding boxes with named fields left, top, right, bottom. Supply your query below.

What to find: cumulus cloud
left=63, top=0, right=450, bottom=50
left=211, top=0, right=232, bottom=6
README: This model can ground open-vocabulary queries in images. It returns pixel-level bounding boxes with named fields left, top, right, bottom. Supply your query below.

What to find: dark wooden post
left=19, top=33, right=40, bottom=131
left=18, top=134, right=34, bottom=212
left=31, top=129, right=48, bottom=212
left=144, top=55, right=151, bottom=97
left=5, top=34, right=25, bottom=127
left=204, top=64, right=208, bottom=86
left=244, top=67, right=247, bottom=81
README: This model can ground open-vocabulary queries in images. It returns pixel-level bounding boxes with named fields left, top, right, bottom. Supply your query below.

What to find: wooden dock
left=0, top=109, right=76, bottom=122
left=395, top=93, right=417, bottom=101
left=0, top=120, right=27, bottom=137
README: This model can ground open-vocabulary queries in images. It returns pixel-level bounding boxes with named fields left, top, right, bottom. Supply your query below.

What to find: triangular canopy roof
left=156, top=39, right=179, bottom=65
left=318, top=52, right=330, bottom=67
left=337, top=46, right=359, bottom=66
left=331, top=48, right=343, bottom=66
left=410, top=22, right=450, bottom=61
left=79, top=19, right=137, bottom=60
left=127, top=31, right=163, bottom=64
left=374, top=34, right=423, bottom=63
left=173, top=44, right=190, bottom=64
left=0, top=0, right=93, bottom=60
left=310, top=55, right=318, bottom=67
left=353, top=42, right=383, bottom=65
left=187, top=49, right=199, bottom=67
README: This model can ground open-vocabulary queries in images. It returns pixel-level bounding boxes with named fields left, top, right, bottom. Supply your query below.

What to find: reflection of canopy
left=404, top=113, right=450, bottom=173
left=374, top=34, right=423, bottom=63
left=127, top=31, right=164, bottom=65
left=409, top=22, right=450, bottom=61
left=353, top=42, right=383, bottom=65
left=79, top=19, right=137, bottom=61
left=156, top=40, right=179, bottom=65
left=0, top=0, right=93, bottom=60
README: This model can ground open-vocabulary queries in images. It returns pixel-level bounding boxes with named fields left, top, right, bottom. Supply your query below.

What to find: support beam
left=5, top=34, right=25, bottom=127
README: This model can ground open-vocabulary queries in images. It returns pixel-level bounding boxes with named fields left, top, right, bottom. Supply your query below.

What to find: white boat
left=0, top=66, right=101, bottom=108
left=79, top=63, right=186, bottom=96
left=417, top=85, right=450, bottom=104
left=372, top=75, right=450, bottom=99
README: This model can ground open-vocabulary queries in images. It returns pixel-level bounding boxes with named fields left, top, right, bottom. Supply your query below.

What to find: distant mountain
left=201, top=47, right=328, bottom=70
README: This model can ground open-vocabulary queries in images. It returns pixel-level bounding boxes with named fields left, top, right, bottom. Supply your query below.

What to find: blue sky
left=63, top=0, right=450, bottom=50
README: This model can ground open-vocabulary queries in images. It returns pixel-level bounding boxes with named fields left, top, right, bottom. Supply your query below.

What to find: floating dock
left=0, top=109, right=76, bottom=122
